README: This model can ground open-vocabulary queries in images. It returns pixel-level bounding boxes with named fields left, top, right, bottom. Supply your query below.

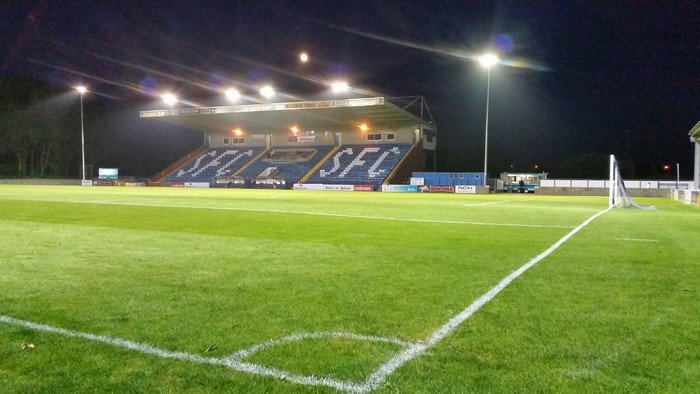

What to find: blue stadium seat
left=238, top=145, right=333, bottom=184
left=164, top=147, right=263, bottom=183
left=305, top=144, right=411, bottom=187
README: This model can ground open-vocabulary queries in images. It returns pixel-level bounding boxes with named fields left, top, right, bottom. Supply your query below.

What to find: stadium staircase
left=297, top=145, right=340, bottom=183
left=383, top=141, right=424, bottom=185
left=237, top=145, right=334, bottom=185
left=232, top=148, right=269, bottom=176
left=304, top=143, right=412, bottom=188
left=151, top=146, right=206, bottom=183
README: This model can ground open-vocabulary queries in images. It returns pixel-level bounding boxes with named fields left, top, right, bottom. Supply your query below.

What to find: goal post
left=609, top=154, right=655, bottom=210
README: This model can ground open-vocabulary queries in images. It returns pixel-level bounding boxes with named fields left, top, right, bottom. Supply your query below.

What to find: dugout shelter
left=140, top=96, right=436, bottom=189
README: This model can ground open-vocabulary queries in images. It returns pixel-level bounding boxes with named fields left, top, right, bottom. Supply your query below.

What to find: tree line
left=0, top=77, right=201, bottom=179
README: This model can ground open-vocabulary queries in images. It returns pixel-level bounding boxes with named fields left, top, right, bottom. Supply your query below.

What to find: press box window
left=232, top=137, right=245, bottom=144
left=386, top=133, right=395, bottom=141
left=366, top=133, right=382, bottom=141
left=223, top=138, right=230, bottom=145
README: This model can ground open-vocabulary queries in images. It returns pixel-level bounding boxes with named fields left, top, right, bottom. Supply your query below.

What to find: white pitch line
left=227, top=331, right=412, bottom=361
left=462, top=200, right=509, bottom=207
left=613, top=237, right=659, bottom=242
left=0, top=315, right=366, bottom=393
left=46, top=199, right=573, bottom=229
left=360, top=206, right=613, bottom=392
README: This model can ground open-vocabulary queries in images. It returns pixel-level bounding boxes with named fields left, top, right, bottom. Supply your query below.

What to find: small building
left=499, top=172, right=548, bottom=193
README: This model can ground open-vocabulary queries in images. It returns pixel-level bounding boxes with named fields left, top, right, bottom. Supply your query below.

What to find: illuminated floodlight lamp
left=299, top=52, right=309, bottom=63
left=231, top=128, right=243, bottom=136
left=331, top=81, right=349, bottom=93
left=478, top=53, right=499, bottom=68
left=259, top=85, right=275, bottom=98
left=225, top=88, right=241, bottom=102
left=75, top=85, right=88, bottom=94
left=290, top=126, right=299, bottom=134
left=161, top=93, right=178, bottom=106
left=358, top=123, right=369, bottom=132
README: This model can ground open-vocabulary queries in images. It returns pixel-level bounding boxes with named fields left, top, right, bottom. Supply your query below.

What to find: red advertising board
left=353, top=184, right=374, bottom=191
left=428, top=185, right=455, bottom=193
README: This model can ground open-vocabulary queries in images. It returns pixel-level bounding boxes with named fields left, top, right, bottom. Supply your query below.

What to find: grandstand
left=141, top=97, right=436, bottom=188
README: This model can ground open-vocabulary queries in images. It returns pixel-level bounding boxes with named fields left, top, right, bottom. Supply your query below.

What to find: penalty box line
left=360, top=206, right=613, bottom=391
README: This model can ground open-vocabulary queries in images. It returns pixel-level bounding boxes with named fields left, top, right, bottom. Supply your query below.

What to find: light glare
left=162, top=93, right=177, bottom=106
left=260, top=85, right=275, bottom=98
left=75, top=86, right=87, bottom=94
left=479, top=54, right=499, bottom=68
left=331, top=81, right=349, bottom=93
left=225, top=88, right=241, bottom=102
left=299, top=52, right=309, bottom=63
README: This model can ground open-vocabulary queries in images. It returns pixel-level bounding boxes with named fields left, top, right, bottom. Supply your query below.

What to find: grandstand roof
left=689, top=121, right=700, bottom=140
left=140, top=96, right=434, bottom=134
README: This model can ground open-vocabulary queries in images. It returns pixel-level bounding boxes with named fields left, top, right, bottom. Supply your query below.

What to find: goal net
left=609, top=154, right=655, bottom=209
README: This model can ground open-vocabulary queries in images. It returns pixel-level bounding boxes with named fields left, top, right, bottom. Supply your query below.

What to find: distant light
left=225, top=88, right=241, bottom=102
left=534, top=164, right=539, bottom=169
left=290, top=126, right=299, bottom=134
left=299, top=52, right=309, bottom=63
left=75, top=86, right=87, bottom=94
left=331, top=81, right=349, bottom=93
left=260, top=85, right=275, bottom=98
left=358, top=123, right=369, bottom=132
left=663, top=164, right=670, bottom=171
left=232, top=128, right=243, bottom=136
left=162, top=93, right=178, bottom=106
left=478, top=53, right=499, bottom=68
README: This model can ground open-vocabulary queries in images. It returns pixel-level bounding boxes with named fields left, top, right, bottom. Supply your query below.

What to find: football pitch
left=1, top=185, right=697, bottom=392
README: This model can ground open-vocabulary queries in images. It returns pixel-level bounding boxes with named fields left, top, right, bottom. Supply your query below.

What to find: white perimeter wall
left=540, top=179, right=695, bottom=190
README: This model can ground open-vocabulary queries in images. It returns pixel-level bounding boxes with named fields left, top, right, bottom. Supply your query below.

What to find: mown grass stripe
left=50, top=199, right=573, bottom=229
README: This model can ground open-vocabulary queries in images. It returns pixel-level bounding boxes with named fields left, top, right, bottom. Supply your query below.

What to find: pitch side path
left=0, top=186, right=697, bottom=392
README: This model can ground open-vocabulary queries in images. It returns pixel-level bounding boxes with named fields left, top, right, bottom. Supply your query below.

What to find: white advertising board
left=455, top=185, right=476, bottom=194
left=293, top=183, right=324, bottom=190
left=184, top=182, right=210, bottom=188
left=323, top=184, right=354, bottom=191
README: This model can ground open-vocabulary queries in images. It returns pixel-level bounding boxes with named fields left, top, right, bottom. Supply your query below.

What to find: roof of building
left=139, top=96, right=435, bottom=135
left=689, top=121, right=700, bottom=140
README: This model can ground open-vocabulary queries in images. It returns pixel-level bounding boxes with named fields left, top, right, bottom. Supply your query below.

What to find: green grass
left=0, top=185, right=697, bottom=392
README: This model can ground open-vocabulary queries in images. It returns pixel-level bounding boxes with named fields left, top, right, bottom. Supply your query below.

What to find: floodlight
left=162, top=93, right=178, bottom=106
left=232, top=128, right=243, bottom=136
left=75, top=86, right=88, bottom=181
left=290, top=126, right=299, bottom=134
left=331, top=81, right=349, bottom=93
left=478, top=53, right=499, bottom=68
left=259, top=85, right=275, bottom=98
left=225, top=88, right=241, bottom=102
left=299, top=52, right=309, bottom=63
left=358, top=123, right=369, bottom=132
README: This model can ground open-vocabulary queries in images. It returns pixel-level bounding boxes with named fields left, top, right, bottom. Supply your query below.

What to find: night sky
left=1, top=1, right=698, bottom=177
